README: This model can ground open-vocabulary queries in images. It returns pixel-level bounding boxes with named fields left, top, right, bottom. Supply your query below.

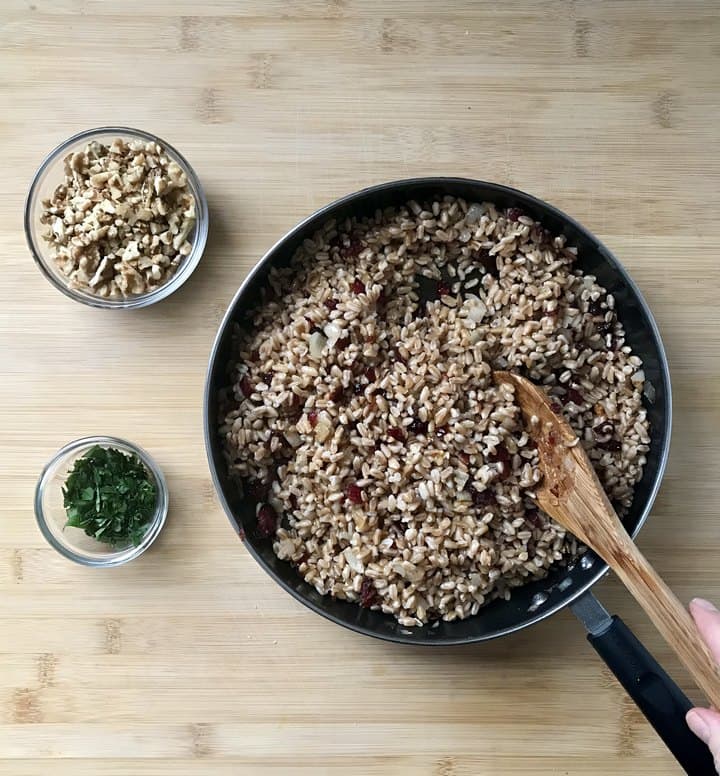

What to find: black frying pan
left=204, top=179, right=713, bottom=774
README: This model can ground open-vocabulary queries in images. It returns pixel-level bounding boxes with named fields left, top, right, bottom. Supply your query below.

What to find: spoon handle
left=606, top=535, right=720, bottom=709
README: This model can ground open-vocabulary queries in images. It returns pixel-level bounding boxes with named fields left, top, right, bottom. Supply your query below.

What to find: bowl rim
left=34, top=434, right=169, bottom=566
left=203, top=176, right=672, bottom=644
left=24, top=125, right=209, bottom=310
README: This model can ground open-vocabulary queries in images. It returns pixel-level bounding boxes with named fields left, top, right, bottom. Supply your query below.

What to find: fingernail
left=687, top=710, right=711, bottom=743
left=691, top=598, right=718, bottom=613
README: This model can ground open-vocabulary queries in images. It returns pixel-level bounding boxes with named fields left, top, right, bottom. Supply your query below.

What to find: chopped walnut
left=40, top=137, right=196, bottom=299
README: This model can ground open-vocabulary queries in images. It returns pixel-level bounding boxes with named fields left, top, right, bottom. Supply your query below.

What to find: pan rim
left=203, top=177, right=672, bottom=646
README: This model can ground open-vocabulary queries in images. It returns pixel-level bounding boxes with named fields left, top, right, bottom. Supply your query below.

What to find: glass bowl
left=35, top=436, right=168, bottom=566
left=24, top=126, right=209, bottom=309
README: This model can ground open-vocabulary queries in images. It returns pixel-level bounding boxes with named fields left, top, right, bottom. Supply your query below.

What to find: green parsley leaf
left=62, top=445, right=157, bottom=548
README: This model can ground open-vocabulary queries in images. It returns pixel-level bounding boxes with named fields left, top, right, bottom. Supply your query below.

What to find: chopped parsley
left=62, top=445, right=157, bottom=547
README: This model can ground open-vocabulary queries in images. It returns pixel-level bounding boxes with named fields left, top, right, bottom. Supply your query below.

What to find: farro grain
left=219, top=198, right=649, bottom=625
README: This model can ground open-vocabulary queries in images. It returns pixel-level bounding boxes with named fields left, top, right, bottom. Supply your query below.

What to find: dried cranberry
left=284, top=393, right=304, bottom=421
left=329, top=384, right=345, bottom=402
left=360, top=577, right=379, bottom=608
left=550, top=401, right=563, bottom=414
left=336, top=336, right=351, bottom=350
left=240, top=375, right=253, bottom=397
left=459, top=452, right=470, bottom=466
left=559, top=387, right=585, bottom=406
left=437, top=281, right=451, bottom=298
left=598, top=438, right=622, bottom=453
left=539, top=228, right=554, bottom=247
left=594, top=420, right=615, bottom=438
left=250, top=348, right=260, bottom=361
left=289, top=494, right=298, bottom=510
left=588, top=298, right=604, bottom=316
left=324, top=298, right=338, bottom=311
left=245, top=479, right=267, bottom=500
left=345, top=483, right=363, bottom=504
left=408, top=418, right=429, bottom=435
left=564, top=387, right=584, bottom=406
left=468, top=485, right=496, bottom=509
left=525, top=508, right=542, bottom=528
left=387, top=427, right=406, bottom=443
left=340, top=239, right=364, bottom=259
left=365, top=367, right=376, bottom=382
left=257, top=504, right=278, bottom=538
left=308, top=410, right=319, bottom=427
left=350, top=279, right=366, bottom=294
left=488, top=443, right=512, bottom=479
left=507, top=207, right=523, bottom=222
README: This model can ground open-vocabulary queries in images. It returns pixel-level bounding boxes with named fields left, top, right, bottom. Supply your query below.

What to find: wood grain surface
left=2, top=1, right=719, bottom=774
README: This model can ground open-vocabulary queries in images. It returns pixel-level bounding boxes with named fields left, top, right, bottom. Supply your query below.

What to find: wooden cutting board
left=2, top=1, right=719, bottom=773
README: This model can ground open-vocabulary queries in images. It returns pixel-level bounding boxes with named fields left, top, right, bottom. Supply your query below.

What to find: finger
left=687, top=708, right=720, bottom=772
left=690, top=599, right=720, bottom=664
left=687, top=707, right=720, bottom=743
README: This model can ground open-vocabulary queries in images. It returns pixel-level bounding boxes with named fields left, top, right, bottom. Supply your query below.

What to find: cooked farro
left=219, top=197, right=650, bottom=627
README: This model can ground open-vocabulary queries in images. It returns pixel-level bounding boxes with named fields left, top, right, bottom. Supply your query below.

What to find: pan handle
left=571, top=592, right=715, bottom=775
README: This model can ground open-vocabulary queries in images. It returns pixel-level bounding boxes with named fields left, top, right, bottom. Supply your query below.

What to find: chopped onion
left=323, top=321, right=342, bottom=347
left=393, top=560, right=423, bottom=582
left=643, top=380, right=656, bottom=403
left=284, top=429, right=302, bottom=448
left=309, top=330, right=327, bottom=359
left=343, top=548, right=364, bottom=574
left=455, top=470, right=469, bottom=491
left=315, top=419, right=333, bottom=443
left=463, top=294, right=487, bottom=322
left=465, top=202, right=484, bottom=224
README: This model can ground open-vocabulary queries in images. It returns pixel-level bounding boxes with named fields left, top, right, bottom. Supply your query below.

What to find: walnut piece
left=40, top=137, right=196, bottom=299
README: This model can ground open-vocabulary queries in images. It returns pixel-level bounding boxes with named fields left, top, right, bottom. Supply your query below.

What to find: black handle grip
left=588, top=615, right=715, bottom=775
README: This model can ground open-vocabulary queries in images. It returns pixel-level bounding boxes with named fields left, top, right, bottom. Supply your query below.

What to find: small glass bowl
left=35, top=436, right=168, bottom=566
left=24, top=126, right=209, bottom=309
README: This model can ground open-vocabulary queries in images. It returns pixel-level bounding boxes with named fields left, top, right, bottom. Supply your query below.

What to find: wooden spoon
left=494, top=370, right=720, bottom=708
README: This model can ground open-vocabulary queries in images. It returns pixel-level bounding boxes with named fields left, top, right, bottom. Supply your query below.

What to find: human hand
left=686, top=598, right=720, bottom=773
